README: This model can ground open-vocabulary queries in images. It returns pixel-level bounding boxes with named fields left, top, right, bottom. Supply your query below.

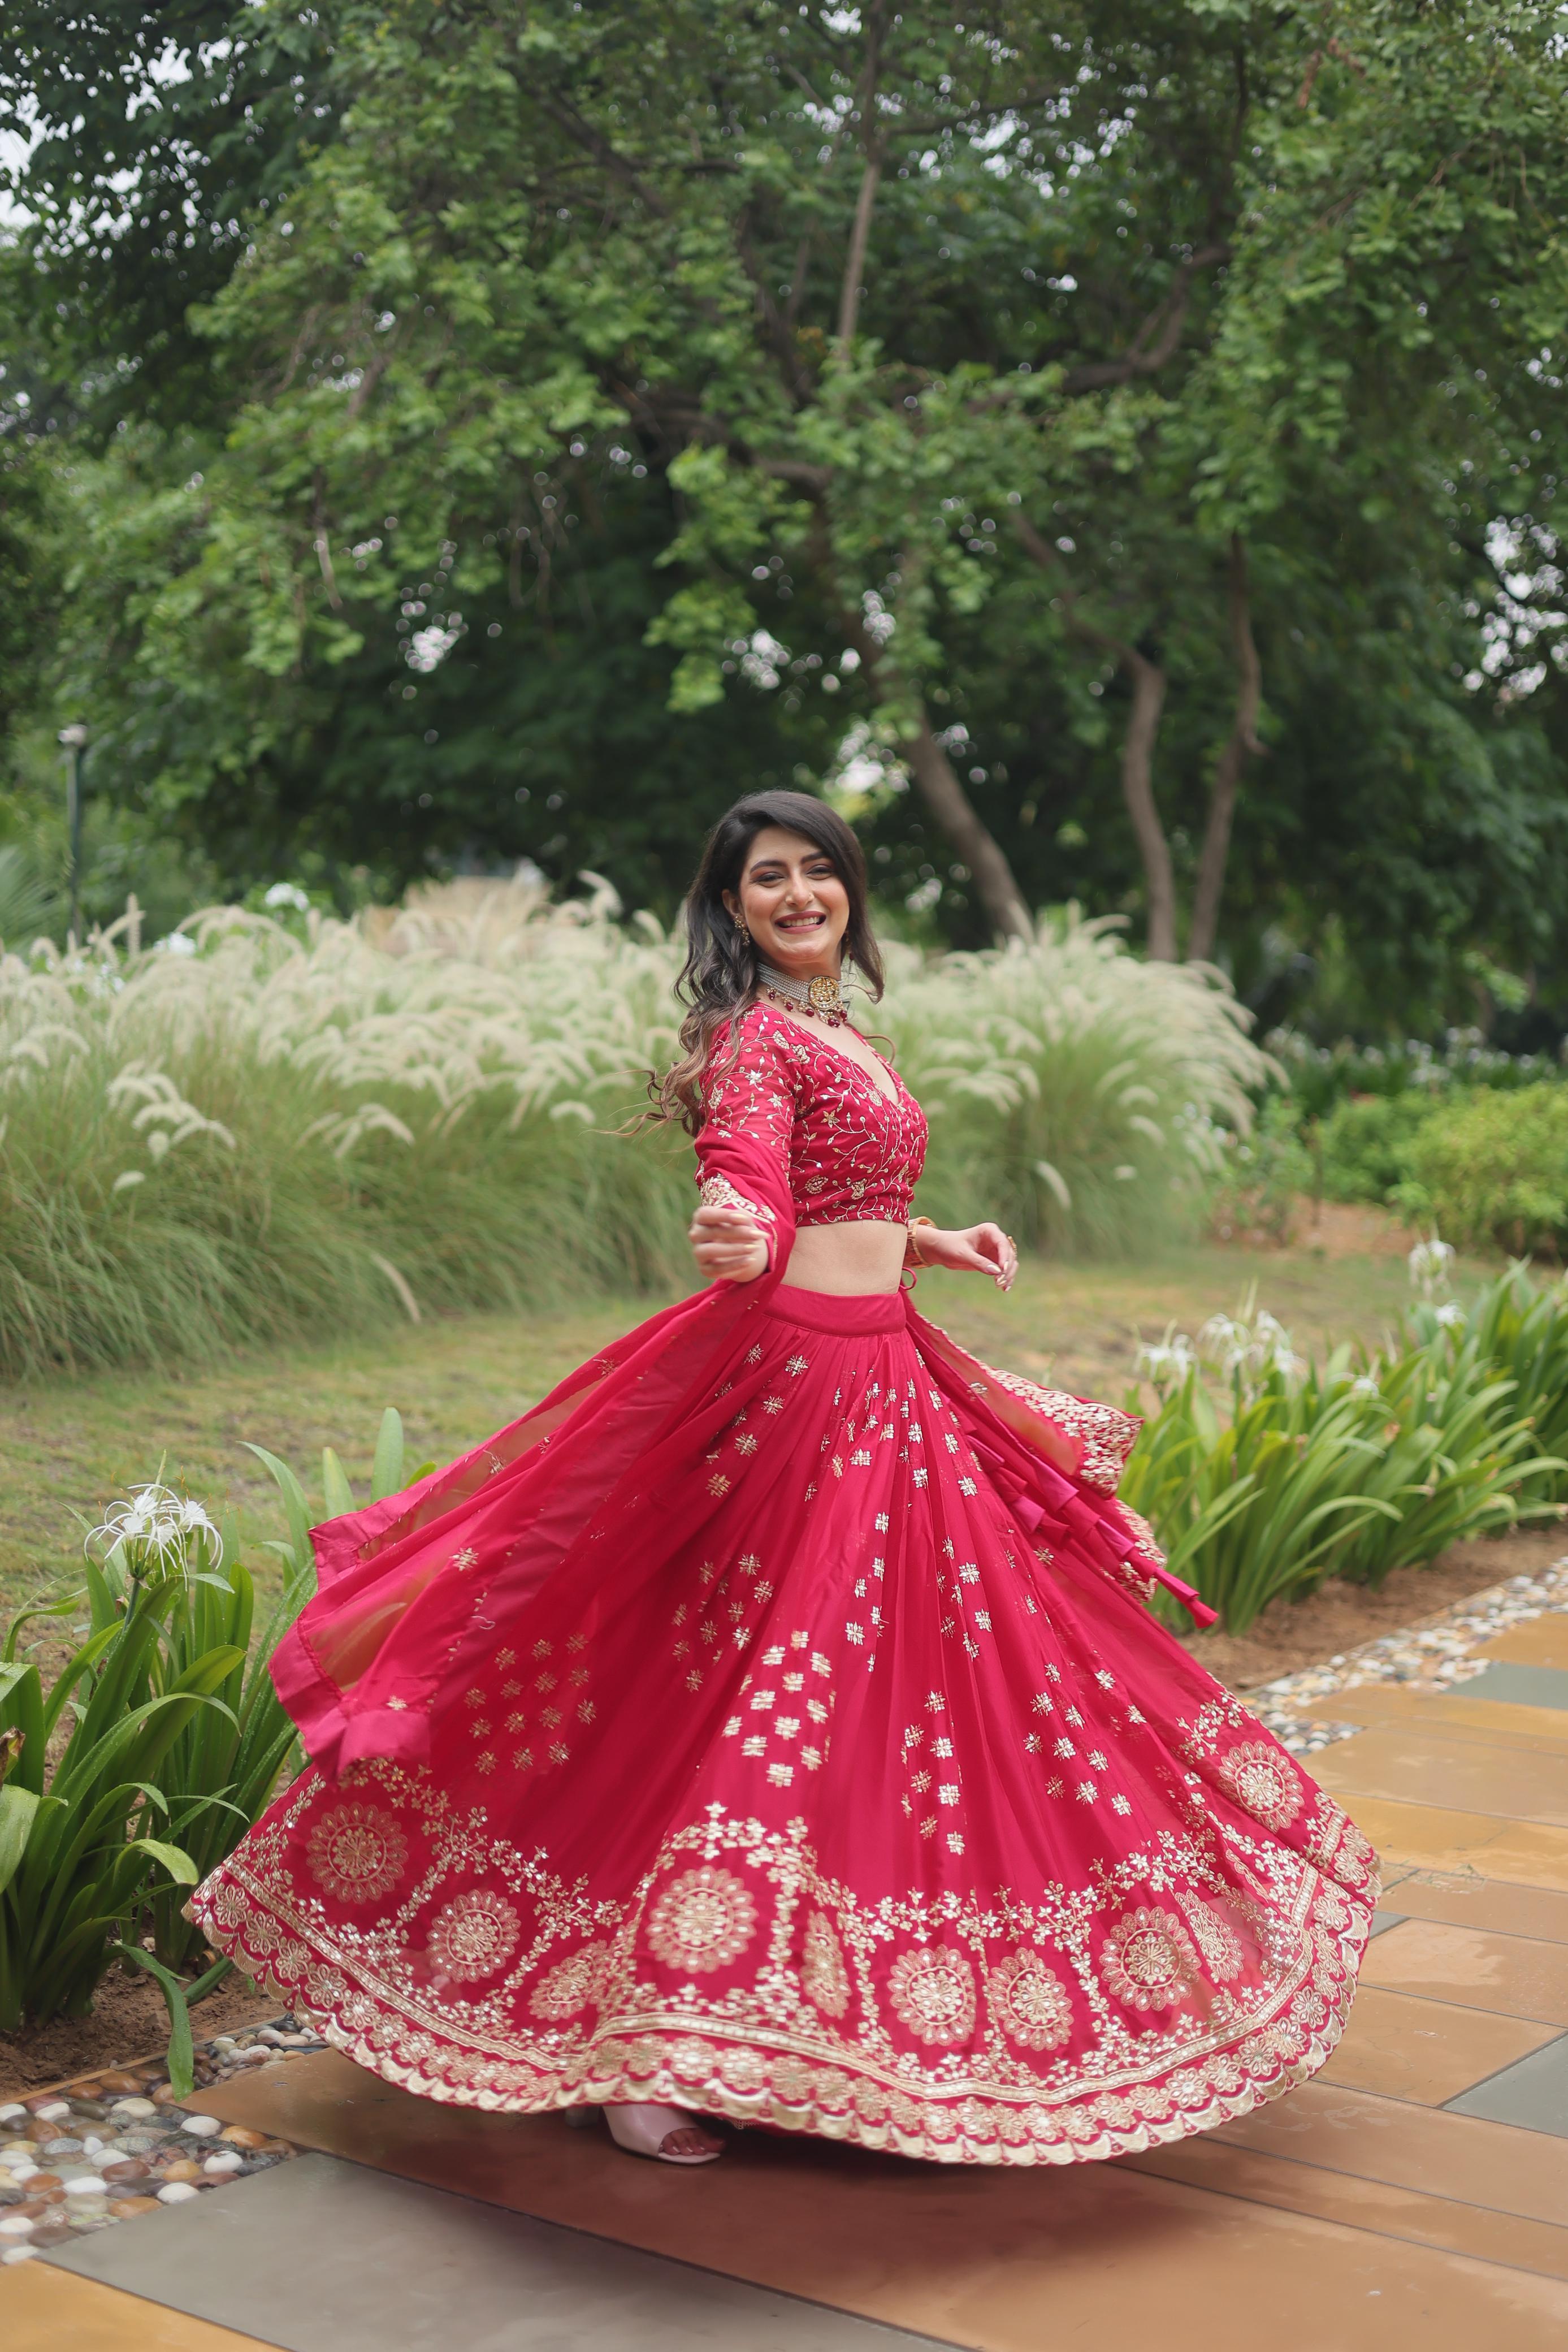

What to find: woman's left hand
left=912, top=1222, right=1017, bottom=1292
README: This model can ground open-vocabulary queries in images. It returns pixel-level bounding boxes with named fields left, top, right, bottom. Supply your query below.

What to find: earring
left=734, top=913, right=750, bottom=943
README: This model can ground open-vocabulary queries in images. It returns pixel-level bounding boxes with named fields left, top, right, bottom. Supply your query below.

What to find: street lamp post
left=58, top=724, right=88, bottom=948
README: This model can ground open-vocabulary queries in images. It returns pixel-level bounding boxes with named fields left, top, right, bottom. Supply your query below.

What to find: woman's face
left=723, top=826, right=850, bottom=976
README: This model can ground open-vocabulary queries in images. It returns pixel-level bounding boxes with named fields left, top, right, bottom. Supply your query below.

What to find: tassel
left=1144, top=1560, right=1219, bottom=1629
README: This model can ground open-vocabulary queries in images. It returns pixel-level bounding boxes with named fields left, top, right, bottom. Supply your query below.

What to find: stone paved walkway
left=5, top=1610, right=1567, bottom=2351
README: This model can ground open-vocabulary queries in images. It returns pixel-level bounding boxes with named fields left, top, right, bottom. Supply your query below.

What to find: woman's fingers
left=690, top=1203, right=768, bottom=1285
left=690, top=1206, right=763, bottom=1240
left=968, top=1223, right=1017, bottom=1291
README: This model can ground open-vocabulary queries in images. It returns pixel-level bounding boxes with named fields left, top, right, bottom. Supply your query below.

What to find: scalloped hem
left=189, top=1873, right=1374, bottom=2170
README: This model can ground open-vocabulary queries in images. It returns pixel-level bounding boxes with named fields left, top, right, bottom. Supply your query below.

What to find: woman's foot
left=590, top=2101, right=724, bottom=2164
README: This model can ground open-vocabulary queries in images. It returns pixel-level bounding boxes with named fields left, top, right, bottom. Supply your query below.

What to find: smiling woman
left=190, top=790, right=1378, bottom=2180
left=661, top=793, right=1017, bottom=1299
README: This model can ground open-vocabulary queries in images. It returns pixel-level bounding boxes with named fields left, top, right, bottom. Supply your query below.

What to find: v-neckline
left=765, top=1004, right=902, bottom=1106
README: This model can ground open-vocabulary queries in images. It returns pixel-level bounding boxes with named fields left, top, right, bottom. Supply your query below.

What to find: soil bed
left=0, top=1968, right=277, bottom=2101
left=1183, top=1525, right=1568, bottom=1692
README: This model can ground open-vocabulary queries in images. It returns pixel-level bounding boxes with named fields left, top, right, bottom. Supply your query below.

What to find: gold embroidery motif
left=646, top=1865, right=757, bottom=1973
left=427, top=1890, right=521, bottom=1982
left=305, top=1804, right=407, bottom=1905
left=697, top=1174, right=777, bottom=1229
left=530, top=1942, right=609, bottom=2021
left=1101, top=1908, right=1201, bottom=2012
left=987, top=1951, right=1074, bottom=2051
left=1180, top=1895, right=1246, bottom=1982
left=982, top=1369, right=1141, bottom=1493
left=192, top=1769, right=1376, bottom=2170
left=801, top=1911, right=851, bottom=2018
left=1216, top=1741, right=1305, bottom=1832
left=888, top=1947, right=977, bottom=2046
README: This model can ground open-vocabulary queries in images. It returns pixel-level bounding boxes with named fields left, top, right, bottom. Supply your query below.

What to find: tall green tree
left=3, top=0, right=1566, bottom=1028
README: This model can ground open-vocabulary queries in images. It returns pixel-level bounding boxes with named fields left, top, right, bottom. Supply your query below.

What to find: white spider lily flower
left=85, top=1482, right=223, bottom=1580
left=1350, top=1375, right=1381, bottom=1399
left=1408, top=1235, right=1456, bottom=1299
left=1200, top=1301, right=1302, bottom=1391
left=1433, top=1299, right=1467, bottom=1330
left=1135, top=1331, right=1196, bottom=1387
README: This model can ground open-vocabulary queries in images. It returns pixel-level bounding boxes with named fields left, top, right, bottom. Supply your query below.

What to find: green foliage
left=1210, top=1098, right=1314, bottom=1243
left=1123, top=1361, right=1397, bottom=1636
left=1316, top=1093, right=1443, bottom=1207
left=1268, top=1027, right=1566, bottom=1122
left=887, top=911, right=1265, bottom=1255
left=1430, top=1264, right=1568, bottom=1506
left=1400, top=1084, right=1568, bottom=1253
left=0, top=1493, right=246, bottom=2056
left=1124, top=1279, right=1566, bottom=1632
left=3, top=1, right=1567, bottom=1020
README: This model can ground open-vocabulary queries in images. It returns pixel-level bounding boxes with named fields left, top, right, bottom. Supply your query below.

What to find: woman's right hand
left=688, top=1202, right=769, bottom=1285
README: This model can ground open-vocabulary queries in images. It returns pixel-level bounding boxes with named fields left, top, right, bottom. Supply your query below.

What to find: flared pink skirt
left=192, top=1285, right=1378, bottom=2165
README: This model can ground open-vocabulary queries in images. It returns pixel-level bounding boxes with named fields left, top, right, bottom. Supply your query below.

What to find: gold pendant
left=807, top=974, right=846, bottom=1021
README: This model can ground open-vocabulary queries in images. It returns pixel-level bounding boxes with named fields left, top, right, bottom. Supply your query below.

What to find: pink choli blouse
left=694, top=1001, right=927, bottom=1269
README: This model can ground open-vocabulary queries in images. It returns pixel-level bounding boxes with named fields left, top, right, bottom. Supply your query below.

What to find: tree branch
left=835, top=0, right=886, bottom=353
left=1060, top=247, right=1228, bottom=394
left=904, top=712, right=1034, bottom=942
left=733, top=209, right=812, bottom=403
left=1188, top=534, right=1264, bottom=965
left=836, top=153, right=882, bottom=351
left=1013, top=512, right=1176, bottom=958
left=539, top=97, right=668, bottom=218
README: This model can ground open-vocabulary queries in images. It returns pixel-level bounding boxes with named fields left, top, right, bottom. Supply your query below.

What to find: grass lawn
left=0, top=1236, right=1457, bottom=1616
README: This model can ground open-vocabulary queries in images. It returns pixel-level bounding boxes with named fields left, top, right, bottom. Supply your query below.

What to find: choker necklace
left=757, top=961, right=850, bottom=1028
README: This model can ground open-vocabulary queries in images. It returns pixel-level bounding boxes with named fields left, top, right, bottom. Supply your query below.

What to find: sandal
left=565, top=2100, right=724, bottom=2165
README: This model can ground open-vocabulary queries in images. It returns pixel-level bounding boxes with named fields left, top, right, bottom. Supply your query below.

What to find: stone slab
left=1209, top=2079, right=1568, bottom=2225
left=177, top=2055, right=1568, bottom=2351
left=1315, top=1984, right=1559, bottom=2105
left=1311, top=1726, right=1568, bottom=1826
left=1467, top=1664, right=1568, bottom=1714
left=1359, top=1918, right=1568, bottom=2026
left=1287, top=1687, right=1568, bottom=1754
left=1446, top=2036, right=1568, bottom=2139
left=0, top=2260, right=271, bottom=2351
left=1366, top=1872, right=1568, bottom=1946
left=1476, top=1623, right=1568, bottom=1673
left=41, top=2151, right=958, bottom=2352
left=1124, top=2134, right=1568, bottom=2281
left=1331, top=1795, right=1568, bottom=1890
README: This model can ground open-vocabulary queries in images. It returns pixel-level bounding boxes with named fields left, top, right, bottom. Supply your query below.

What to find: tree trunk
left=1187, top=534, right=1263, bottom=966
left=822, top=530, right=1035, bottom=948
left=904, top=709, right=1034, bottom=943
left=1010, top=513, right=1176, bottom=959
left=1119, top=649, right=1177, bottom=961
left=835, top=155, right=882, bottom=351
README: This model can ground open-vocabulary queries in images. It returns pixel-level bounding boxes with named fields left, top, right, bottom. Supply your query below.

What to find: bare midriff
left=782, top=1220, right=908, bottom=1296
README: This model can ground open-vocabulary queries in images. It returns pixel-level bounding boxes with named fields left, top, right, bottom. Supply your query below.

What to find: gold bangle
left=907, top=1214, right=936, bottom=1266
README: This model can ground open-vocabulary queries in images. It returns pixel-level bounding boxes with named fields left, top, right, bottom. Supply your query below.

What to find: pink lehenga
left=191, top=1004, right=1378, bottom=2167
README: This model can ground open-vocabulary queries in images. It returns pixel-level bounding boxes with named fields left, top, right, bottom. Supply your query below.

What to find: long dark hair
left=650, top=790, right=885, bottom=1134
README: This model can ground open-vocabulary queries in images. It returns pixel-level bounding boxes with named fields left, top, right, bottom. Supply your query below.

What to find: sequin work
left=191, top=1004, right=1378, bottom=2169
left=696, top=1003, right=926, bottom=1237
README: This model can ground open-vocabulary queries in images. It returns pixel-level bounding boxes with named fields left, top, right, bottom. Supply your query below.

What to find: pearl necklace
left=757, top=961, right=851, bottom=1027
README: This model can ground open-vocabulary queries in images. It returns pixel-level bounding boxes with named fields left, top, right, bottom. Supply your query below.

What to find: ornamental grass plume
left=0, top=884, right=1272, bottom=1376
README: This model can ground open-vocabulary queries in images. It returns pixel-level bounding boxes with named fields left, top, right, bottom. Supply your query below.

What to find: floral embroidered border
left=982, top=1372, right=1142, bottom=1494
left=190, top=1780, right=1376, bottom=2170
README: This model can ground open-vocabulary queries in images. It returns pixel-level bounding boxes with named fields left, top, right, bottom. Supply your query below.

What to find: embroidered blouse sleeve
left=693, top=1010, right=796, bottom=1271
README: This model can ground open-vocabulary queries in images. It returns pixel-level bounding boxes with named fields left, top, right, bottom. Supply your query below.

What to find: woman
left=192, top=792, right=1377, bottom=2170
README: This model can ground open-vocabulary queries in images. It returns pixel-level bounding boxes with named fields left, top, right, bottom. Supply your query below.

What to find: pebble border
left=1247, top=1558, right=1568, bottom=1756
left=0, top=2016, right=321, bottom=2264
